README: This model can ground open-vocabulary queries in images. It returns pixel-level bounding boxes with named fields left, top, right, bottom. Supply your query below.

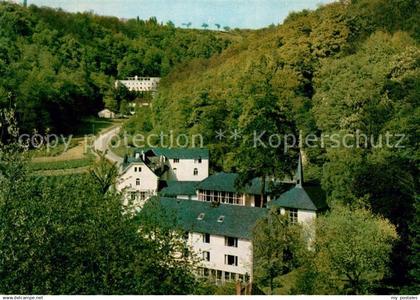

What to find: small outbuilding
left=98, top=109, right=116, bottom=119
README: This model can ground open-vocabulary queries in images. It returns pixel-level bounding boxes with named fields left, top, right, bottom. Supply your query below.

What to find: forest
left=0, top=2, right=232, bottom=134
left=0, top=0, right=419, bottom=295
left=125, top=0, right=419, bottom=294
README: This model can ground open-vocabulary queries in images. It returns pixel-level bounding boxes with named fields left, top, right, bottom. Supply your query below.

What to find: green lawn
left=30, top=155, right=95, bottom=171
left=74, top=117, right=122, bottom=137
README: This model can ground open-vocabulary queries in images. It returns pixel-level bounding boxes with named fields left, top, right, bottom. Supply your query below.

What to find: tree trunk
left=260, top=175, right=265, bottom=208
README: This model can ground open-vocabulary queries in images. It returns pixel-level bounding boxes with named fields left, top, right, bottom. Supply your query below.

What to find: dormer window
left=217, top=215, right=225, bottom=223
left=195, top=157, right=202, bottom=164
left=197, top=213, right=205, bottom=220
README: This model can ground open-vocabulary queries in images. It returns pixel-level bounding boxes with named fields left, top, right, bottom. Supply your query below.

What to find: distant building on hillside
left=5, top=0, right=27, bottom=5
left=98, top=108, right=115, bottom=119
left=115, top=76, right=161, bottom=92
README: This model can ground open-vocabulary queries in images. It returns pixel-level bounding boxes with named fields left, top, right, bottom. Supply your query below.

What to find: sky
left=28, top=0, right=336, bottom=29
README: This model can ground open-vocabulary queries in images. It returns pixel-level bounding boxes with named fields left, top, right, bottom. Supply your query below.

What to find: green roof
left=197, top=172, right=269, bottom=195
left=269, top=184, right=327, bottom=211
left=135, top=147, right=209, bottom=159
left=156, top=197, right=267, bottom=239
left=159, top=181, right=198, bottom=197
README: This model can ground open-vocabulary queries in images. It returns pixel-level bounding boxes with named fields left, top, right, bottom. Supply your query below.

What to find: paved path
left=93, top=126, right=123, bottom=165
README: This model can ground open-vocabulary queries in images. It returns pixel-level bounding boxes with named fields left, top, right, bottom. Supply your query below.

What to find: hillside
left=0, top=2, right=236, bottom=134
left=124, top=0, right=419, bottom=293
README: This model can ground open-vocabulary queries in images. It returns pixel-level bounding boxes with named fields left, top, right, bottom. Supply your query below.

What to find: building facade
left=116, top=161, right=159, bottom=208
left=98, top=108, right=116, bottom=119
left=142, top=155, right=327, bottom=284
left=115, top=76, right=161, bottom=92
left=120, top=150, right=326, bottom=284
left=116, top=148, right=209, bottom=207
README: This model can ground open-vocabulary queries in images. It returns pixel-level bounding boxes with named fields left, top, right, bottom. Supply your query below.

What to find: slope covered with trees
left=125, top=0, right=419, bottom=294
left=0, top=2, right=234, bottom=134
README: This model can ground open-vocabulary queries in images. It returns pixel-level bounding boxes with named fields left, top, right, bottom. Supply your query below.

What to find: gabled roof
left=121, top=157, right=144, bottom=172
left=159, top=181, right=199, bottom=197
left=269, top=186, right=316, bottom=211
left=134, top=147, right=209, bottom=159
left=268, top=184, right=327, bottom=211
left=119, top=158, right=159, bottom=178
left=155, top=197, right=267, bottom=240
left=268, top=153, right=327, bottom=211
left=197, top=172, right=270, bottom=195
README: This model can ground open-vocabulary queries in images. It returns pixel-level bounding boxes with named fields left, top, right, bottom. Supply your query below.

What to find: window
left=134, top=167, right=137, bottom=172
left=173, top=158, right=179, bottom=163
left=194, top=157, right=202, bottom=164
left=287, top=208, right=298, bottom=224
left=217, top=215, right=225, bottom=223
left=217, top=270, right=222, bottom=280
left=203, top=233, right=210, bottom=243
left=225, top=255, right=238, bottom=266
left=225, top=236, right=238, bottom=248
left=136, top=178, right=140, bottom=186
left=193, top=168, right=198, bottom=176
left=183, top=231, right=189, bottom=242
left=197, top=213, right=205, bottom=220
left=202, top=251, right=210, bottom=262
left=137, top=167, right=142, bottom=172
left=139, top=191, right=147, bottom=200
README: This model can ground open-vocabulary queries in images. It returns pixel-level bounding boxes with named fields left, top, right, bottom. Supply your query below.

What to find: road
left=93, top=126, right=124, bottom=165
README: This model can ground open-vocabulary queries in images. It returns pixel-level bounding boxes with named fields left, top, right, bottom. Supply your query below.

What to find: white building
left=116, top=147, right=209, bottom=207
left=138, top=147, right=209, bottom=181
left=196, top=172, right=272, bottom=207
left=116, top=159, right=159, bottom=209
left=98, top=108, right=116, bottom=119
left=157, top=197, right=265, bottom=284
left=115, top=76, right=161, bottom=92
left=147, top=155, right=327, bottom=284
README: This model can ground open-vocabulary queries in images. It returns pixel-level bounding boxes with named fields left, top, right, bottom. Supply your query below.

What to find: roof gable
left=268, top=183, right=327, bottom=211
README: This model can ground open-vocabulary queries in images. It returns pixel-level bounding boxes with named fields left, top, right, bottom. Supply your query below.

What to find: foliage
left=235, top=56, right=299, bottom=204
left=29, top=156, right=94, bottom=171
left=0, top=2, right=232, bottom=134
left=136, top=0, right=419, bottom=292
left=0, top=149, right=198, bottom=294
left=293, top=204, right=398, bottom=295
left=89, top=150, right=119, bottom=194
left=253, top=209, right=307, bottom=294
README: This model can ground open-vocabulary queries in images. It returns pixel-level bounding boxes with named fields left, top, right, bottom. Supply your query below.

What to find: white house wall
left=116, top=162, right=159, bottom=207
left=167, top=158, right=209, bottom=181
left=188, top=232, right=253, bottom=277
left=297, top=209, right=316, bottom=224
